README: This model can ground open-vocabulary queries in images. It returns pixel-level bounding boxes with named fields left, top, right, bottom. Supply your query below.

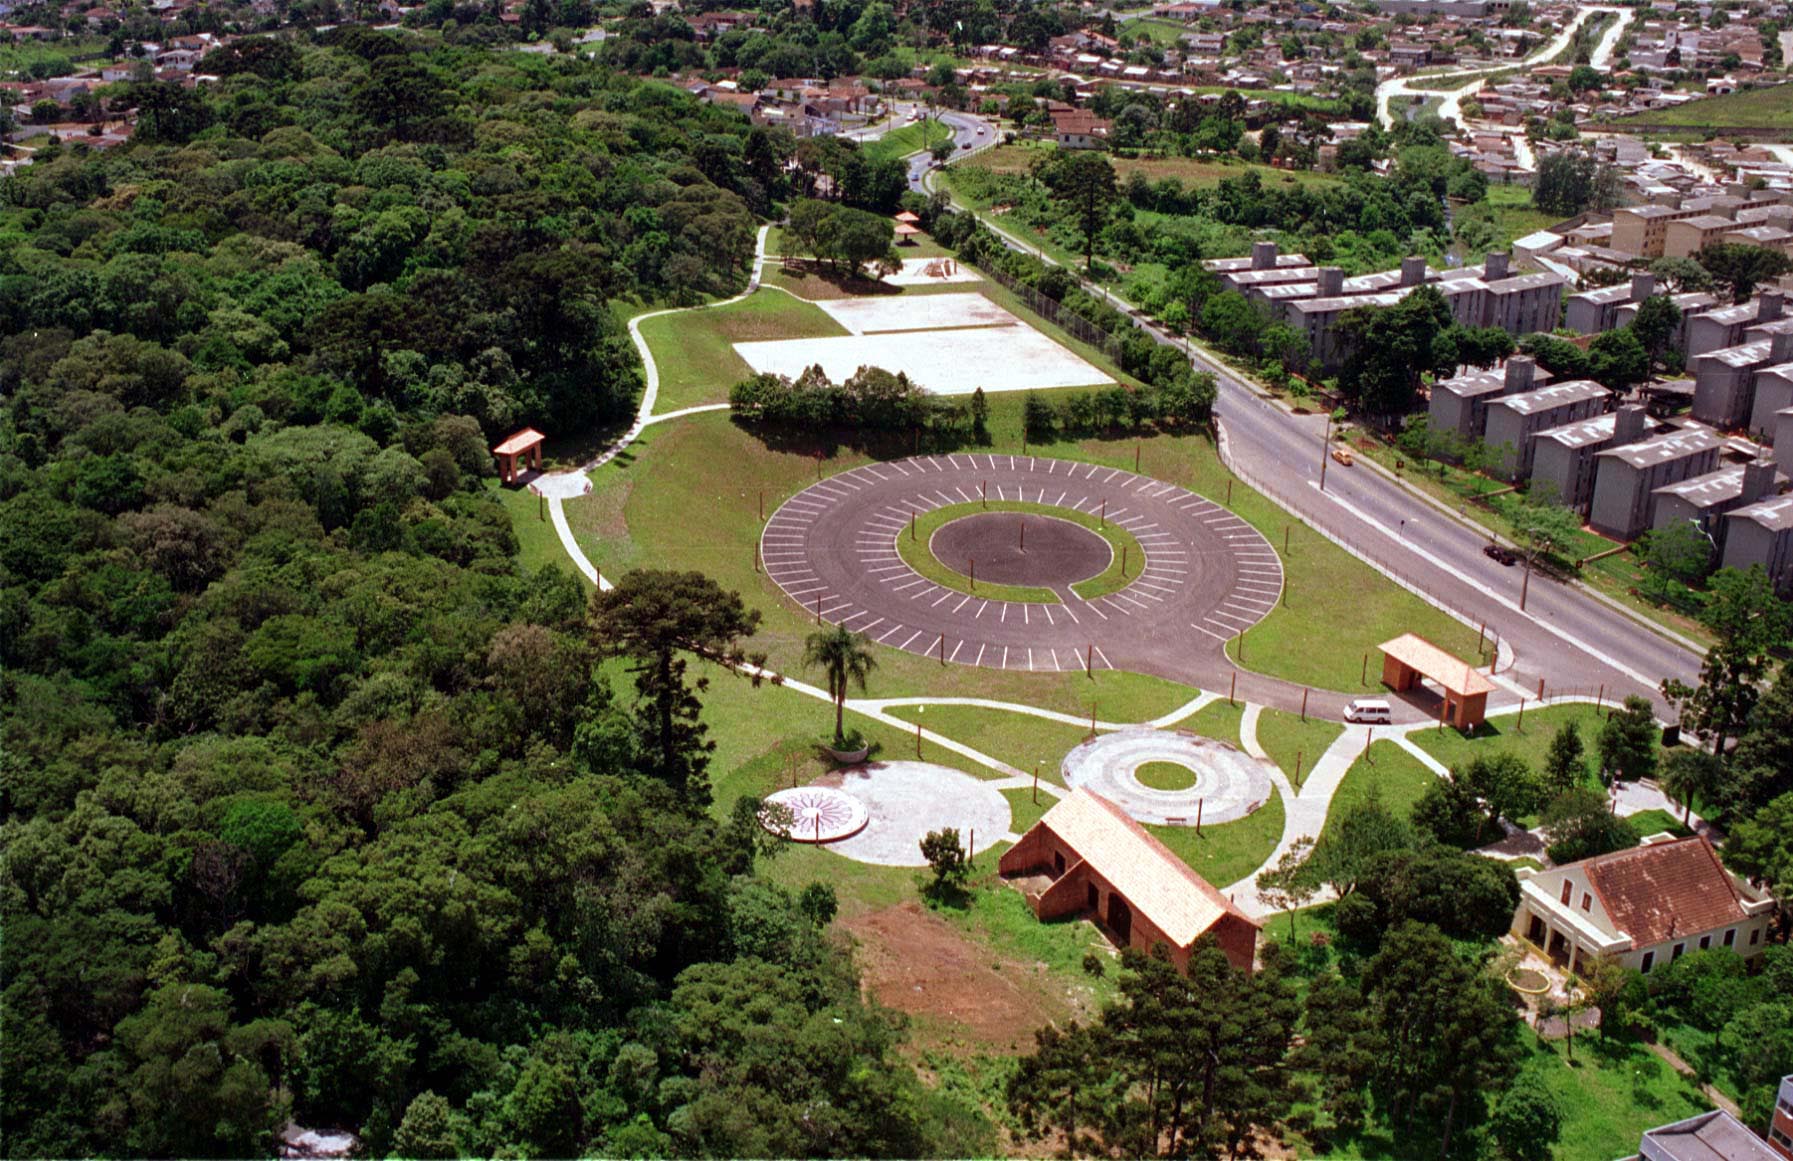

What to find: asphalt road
left=905, top=116, right=1701, bottom=710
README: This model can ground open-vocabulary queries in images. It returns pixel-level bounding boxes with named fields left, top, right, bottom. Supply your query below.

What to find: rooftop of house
left=1727, top=492, right=1793, bottom=532
left=1025, top=789, right=1258, bottom=947
left=1699, top=339, right=1774, bottom=370
left=1598, top=426, right=1721, bottom=469
left=1652, top=464, right=1747, bottom=506
left=1537, top=411, right=1622, bottom=449
left=1637, top=1108, right=1783, bottom=1161
left=1487, top=379, right=1608, bottom=416
left=1563, top=835, right=1763, bottom=947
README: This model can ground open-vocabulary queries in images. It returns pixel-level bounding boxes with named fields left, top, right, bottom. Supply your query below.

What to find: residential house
left=1589, top=425, right=1724, bottom=539
left=1650, top=459, right=1780, bottom=555
left=1635, top=1109, right=1784, bottom=1161
left=1510, top=834, right=1776, bottom=976
left=1483, top=379, right=1610, bottom=480
left=1532, top=404, right=1652, bottom=513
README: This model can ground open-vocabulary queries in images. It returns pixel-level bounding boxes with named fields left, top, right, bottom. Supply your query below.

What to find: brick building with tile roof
left=998, top=788, right=1260, bottom=973
left=1509, top=834, right=1776, bottom=976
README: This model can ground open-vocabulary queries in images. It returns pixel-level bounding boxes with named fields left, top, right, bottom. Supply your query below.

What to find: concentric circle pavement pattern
left=1061, top=728, right=1275, bottom=826
left=760, top=454, right=1283, bottom=677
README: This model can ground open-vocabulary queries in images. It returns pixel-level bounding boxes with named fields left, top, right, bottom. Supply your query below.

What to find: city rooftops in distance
left=1598, top=426, right=1722, bottom=469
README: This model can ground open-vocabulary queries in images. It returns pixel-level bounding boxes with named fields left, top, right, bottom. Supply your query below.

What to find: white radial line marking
left=949, top=640, right=964, bottom=662
left=899, top=631, right=922, bottom=650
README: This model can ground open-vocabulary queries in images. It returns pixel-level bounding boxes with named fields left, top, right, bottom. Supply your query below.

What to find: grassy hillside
left=1624, top=82, right=1793, bottom=129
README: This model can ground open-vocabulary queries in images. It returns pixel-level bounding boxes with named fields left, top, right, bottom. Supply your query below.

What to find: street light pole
left=1318, top=411, right=1333, bottom=491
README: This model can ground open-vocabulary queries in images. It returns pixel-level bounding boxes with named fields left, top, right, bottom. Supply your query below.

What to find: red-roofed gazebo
left=492, top=428, right=545, bottom=485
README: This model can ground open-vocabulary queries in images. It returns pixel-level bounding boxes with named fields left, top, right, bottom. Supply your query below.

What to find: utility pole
left=1318, top=411, right=1334, bottom=491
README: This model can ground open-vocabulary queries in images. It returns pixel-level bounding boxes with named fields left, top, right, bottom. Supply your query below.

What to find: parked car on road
left=1483, top=544, right=1517, bottom=566
left=1330, top=447, right=1354, bottom=467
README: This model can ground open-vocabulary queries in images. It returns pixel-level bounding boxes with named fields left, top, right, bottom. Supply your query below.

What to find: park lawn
left=1123, top=16, right=1193, bottom=45
left=862, top=116, right=952, bottom=164
left=636, top=287, right=847, bottom=415
left=1223, top=514, right=1486, bottom=692
left=1520, top=1032, right=1714, bottom=1161
left=1625, top=807, right=1693, bottom=838
left=1476, top=184, right=1563, bottom=250
left=1186, top=697, right=1244, bottom=746
left=487, top=479, right=586, bottom=579
left=1110, top=154, right=1346, bottom=193
left=1004, top=786, right=1054, bottom=833
left=885, top=704, right=1100, bottom=783
left=1628, top=82, right=1793, bottom=129
left=1148, top=787, right=1285, bottom=890
left=1410, top=702, right=1616, bottom=778
left=1256, top=708, right=1345, bottom=788
left=1321, top=742, right=1438, bottom=839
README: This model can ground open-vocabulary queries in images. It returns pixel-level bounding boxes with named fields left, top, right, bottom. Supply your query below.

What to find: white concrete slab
left=883, top=256, right=982, bottom=286
left=816, top=291, right=1017, bottom=335
left=733, top=325, right=1114, bottom=395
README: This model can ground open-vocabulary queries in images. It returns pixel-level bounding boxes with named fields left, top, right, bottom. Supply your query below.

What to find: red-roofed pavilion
left=492, top=428, right=545, bottom=485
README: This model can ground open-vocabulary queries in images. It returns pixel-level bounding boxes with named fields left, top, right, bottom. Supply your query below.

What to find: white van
left=1344, top=698, right=1392, bottom=725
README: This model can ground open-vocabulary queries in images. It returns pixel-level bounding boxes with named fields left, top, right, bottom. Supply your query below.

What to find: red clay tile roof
left=1580, top=836, right=1748, bottom=947
left=1379, top=632, right=1495, bottom=697
left=1034, top=788, right=1258, bottom=947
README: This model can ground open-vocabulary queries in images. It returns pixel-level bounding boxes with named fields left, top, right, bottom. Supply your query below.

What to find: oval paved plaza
left=1060, top=728, right=1275, bottom=826
left=760, top=454, right=1283, bottom=677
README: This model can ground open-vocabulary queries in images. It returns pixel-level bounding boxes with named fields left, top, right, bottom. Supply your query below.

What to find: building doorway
left=1108, top=895, right=1133, bottom=945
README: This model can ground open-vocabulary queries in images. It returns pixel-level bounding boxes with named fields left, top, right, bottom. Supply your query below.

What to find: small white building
left=1511, top=834, right=1776, bottom=976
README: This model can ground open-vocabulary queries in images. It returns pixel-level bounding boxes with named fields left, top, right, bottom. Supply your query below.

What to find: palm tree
left=1659, top=748, right=1720, bottom=827
left=803, top=625, right=876, bottom=746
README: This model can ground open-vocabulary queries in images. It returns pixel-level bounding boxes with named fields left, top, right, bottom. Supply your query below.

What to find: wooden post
left=1226, top=479, right=1233, bottom=505
left=970, top=559, right=975, bottom=591
left=1596, top=683, right=1604, bottom=710
left=1134, top=442, right=1141, bottom=471
left=1477, top=620, right=1485, bottom=653
left=1300, top=688, right=1309, bottom=721
left=815, top=593, right=823, bottom=624
left=1294, top=750, right=1304, bottom=790
left=1099, top=499, right=1105, bottom=528
left=1121, top=546, right=1128, bottom=576
left=1085, top=643, right=1093, bottom=676
left=1090, top=705, right=1096, bottom=735
left=1363, top=727, right=1374, bottom=764
left=969, top=829, right=974, bottom=864
left=1362, top=652, right=1368, bottom=686
left=538, top=492, right=545, bottom=521
left=1238, top=629, right=1245, bottom=661
left=1032, top=763, right=1039, bottom=804
left=758, top=490, right=764, bottom=521
left=1196, top=797, right=1204, bottom=836
left=910, top=511, right=916, bottom=541
left=1019, top=519, right=1025, bottom=552
left=937, top=633, right=945, bottom=664
left=1537, top=676, right=1545, bottom=700
left=981, top=480, right=987, bottom=508
left=1229, top=671, right=1237, bottom=706
left=1517, top=698, right=1526, bottom=733
left=753, top=545, right=760, bottom=573
left=1283, top=524, right=1290, bottom=554
left=1489, top=634, right=1499, bottom=674
left=916, top=722, right=922, bottom=757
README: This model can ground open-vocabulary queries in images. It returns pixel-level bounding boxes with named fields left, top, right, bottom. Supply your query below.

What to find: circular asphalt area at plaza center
left=760, top=454, right=1283, bottom=677
left=931, top=512, right=1111, bottom=586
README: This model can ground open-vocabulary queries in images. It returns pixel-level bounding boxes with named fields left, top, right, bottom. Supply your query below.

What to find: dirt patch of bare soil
left=844, top=901, right=1070, bottom=1055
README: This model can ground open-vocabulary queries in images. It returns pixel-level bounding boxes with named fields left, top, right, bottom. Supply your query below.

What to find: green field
left=1621, top=81, right=1793, bottom=129
left=884, top=705, right=1099, bottom=782
left=862, top=116, right=953, bottom=164
left=1147, top=787, right=1285, bottom=889
left=1256, top=708, right=1345, bottom=788
left=1320, top=740, right=1439, bottom=839
left=1411, top=702, right=1617, bottom=778
left=635, top=287, right=845, bottom=415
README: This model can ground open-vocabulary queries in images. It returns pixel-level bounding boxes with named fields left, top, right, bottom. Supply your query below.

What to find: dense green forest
left=0, top=32, right=969, bottom=1158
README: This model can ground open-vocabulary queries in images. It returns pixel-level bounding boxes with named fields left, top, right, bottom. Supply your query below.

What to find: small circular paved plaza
left=1060, top=728, right=1274, bottom=826
left=760, top=454, right=1283, bottom=676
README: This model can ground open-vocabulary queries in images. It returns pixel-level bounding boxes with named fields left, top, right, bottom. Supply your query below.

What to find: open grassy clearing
left=885, top=704, right=1098, bottom=783
left=1458, top=183, right=1565, bottom=251
left=1186, top=696, right=1244, bottom=746
left=1320, top=741, right=1439, bottom=839
left=636, top=287, right=846, bottom=415
left=1256, top=708, right=1345, bottom=789
left=1147, top=786, right=1285, bottom=889
left=1626, top=807, right=1693, bottom=838
left=1410, top=702, right=1618, bottom=777
left=893, top=499, right=1147, bottom=604
left=1624, top=81, right=1793, bottom=129
left=862, top=116, right=952, bottom=164
left=1223, top=512, right=1486, bottom=691
left=488, top=479, right=584, bottom=578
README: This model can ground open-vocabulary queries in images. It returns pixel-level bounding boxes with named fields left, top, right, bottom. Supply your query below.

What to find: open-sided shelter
left=1378, top=632, right=1494, bottom=729
left=999, top=788, right=1260, bottom=972
left=492, top=428, right=545, bottom=485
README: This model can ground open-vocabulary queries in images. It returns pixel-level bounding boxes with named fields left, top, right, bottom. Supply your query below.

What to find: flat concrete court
left=734, top=294, right=1113, bottom=395
left=760, top=454, right=1284, bottom=682
left=816, top=761, right=1013, bottom=866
